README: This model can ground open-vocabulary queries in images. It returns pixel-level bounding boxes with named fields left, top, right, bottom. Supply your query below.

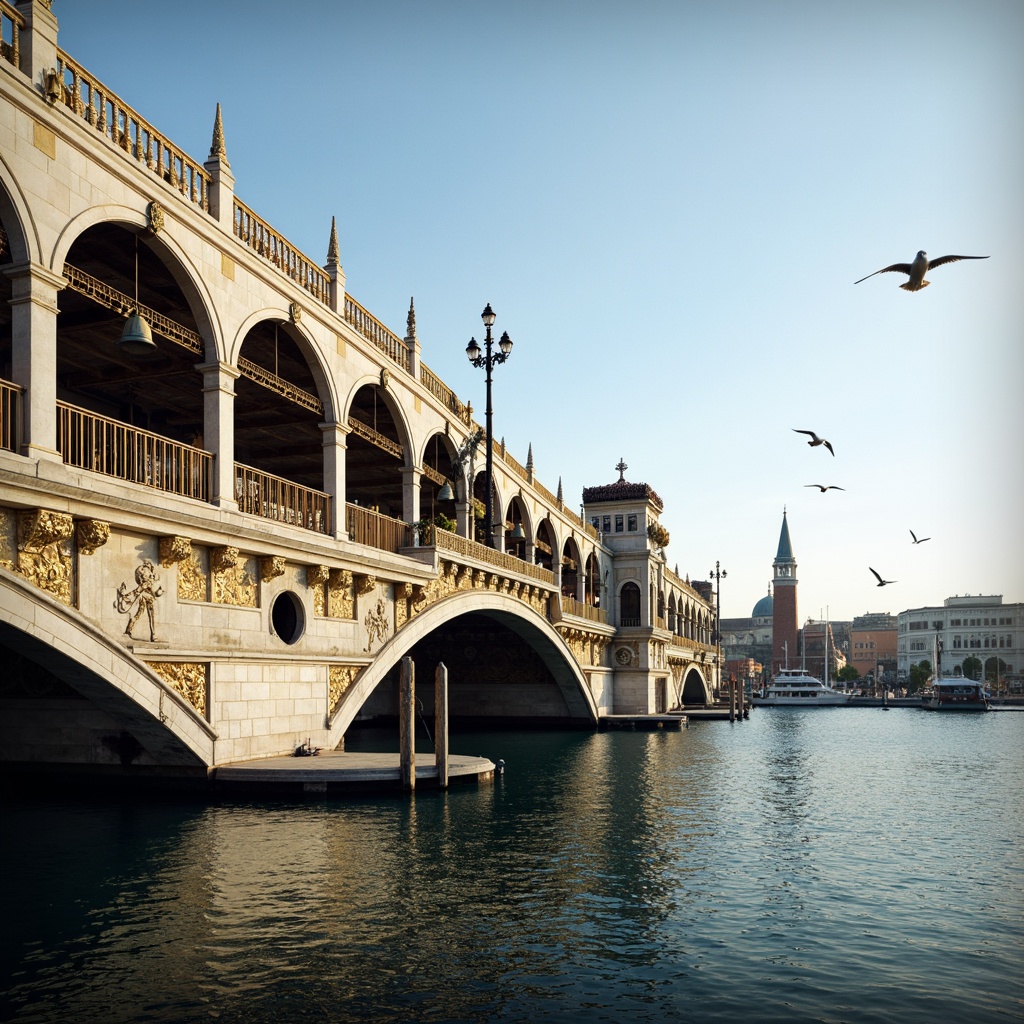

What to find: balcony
left=1, top=377, right=22, bottom=453
left=235, top=463, right=331, bottom=535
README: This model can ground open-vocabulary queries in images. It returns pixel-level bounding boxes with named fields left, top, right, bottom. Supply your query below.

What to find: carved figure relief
left=363, top=593, right=391, bottom=653
left=329, top=569, right=355, bottom=618
left=148, top=661, right=207, bottom=717
left=115, top=559, right=164, bottom=641
left=211, top=548, right=257, bottom=607
left=177, top=548, right=208, bottom=602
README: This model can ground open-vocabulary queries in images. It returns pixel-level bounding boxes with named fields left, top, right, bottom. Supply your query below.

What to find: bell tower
left=771, top=509, right=799, bottom=675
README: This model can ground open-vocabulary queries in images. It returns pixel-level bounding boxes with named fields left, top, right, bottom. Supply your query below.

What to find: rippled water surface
left=2, top=709, right=1023, bottom=1023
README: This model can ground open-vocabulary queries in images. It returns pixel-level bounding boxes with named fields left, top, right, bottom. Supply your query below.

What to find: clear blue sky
left=52, top=1, right=1023, bottom=622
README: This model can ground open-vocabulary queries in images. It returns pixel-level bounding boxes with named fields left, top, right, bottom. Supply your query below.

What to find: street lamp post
left=710, top=560, right=728, bottom=710
left=466, top=304, right=512, bottom=548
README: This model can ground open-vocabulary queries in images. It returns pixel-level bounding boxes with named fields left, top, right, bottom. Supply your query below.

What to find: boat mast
left=824, top=606, right=829, bottom=687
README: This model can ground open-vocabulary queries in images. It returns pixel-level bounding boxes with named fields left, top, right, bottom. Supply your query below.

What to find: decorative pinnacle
left=526, top=443, right=534, bottom=472
left=406, top=297, right=416, bottom=339
left=209, top=103, right=229, bottom=165
left=557, top=477, right=563, bottom=503
left=327, top=216, right=340, bottom=266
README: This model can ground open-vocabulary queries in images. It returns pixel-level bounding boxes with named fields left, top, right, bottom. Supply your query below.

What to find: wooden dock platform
left=598, top=714, right=687, bottom=731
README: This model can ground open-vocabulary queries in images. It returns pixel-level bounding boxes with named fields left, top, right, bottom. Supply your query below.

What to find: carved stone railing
left=1, top=376, right=22, bottom=453
left=427, top=527, right=555, bottom=585
left=0, top=2, right=23, bottom=69
left=346, top=502, right=407, bottom=553
left=54, top=51, right=211, bottom=214
left=233, top=198, right=330, bottom=305
left=664, top=565, right=709, bottom=605
left=498, top=440, right=529, bottom=482
left=235, top=462, right=330, bottom=534
left=343, top=296, right=411, bottom=372
left=420, top=363, right=471, bottom=422
left=562, top=597, right=608, bottom=625
left=58, top=401, right=211, bottom=501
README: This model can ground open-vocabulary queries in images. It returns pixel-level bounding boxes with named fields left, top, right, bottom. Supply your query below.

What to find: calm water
left=2, top=709, right=1022, bottom=1024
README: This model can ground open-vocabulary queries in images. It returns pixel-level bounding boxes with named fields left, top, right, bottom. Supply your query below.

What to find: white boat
left=920, top=679, right=990, bottom=712
left=751, top=667, right=850, bottom=706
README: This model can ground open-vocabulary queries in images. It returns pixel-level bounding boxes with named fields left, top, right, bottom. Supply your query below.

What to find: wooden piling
left=729, top=678, right=736, bottom=722
left=399, top=656, right=415, bottom=792
left=435, top=662, right=449, bottom=789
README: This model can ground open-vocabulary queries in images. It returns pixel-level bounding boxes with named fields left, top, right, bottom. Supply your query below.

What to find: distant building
left=721, top=589, right=773, bottom=680
left=771, top=511, right=799, bottom=675
left=897, top=595, right=1023, bottom=692
left=801, top=619, right=848, bottom=683
left=850, top=612, right=898, bottom=683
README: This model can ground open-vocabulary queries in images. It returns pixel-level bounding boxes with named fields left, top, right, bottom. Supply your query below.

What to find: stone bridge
left=0, top=1, right=718, bottom=778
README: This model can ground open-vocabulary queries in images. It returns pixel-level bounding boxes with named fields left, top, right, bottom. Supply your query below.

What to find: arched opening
left=420, top=431, right=457, bottom=534
left=585, top=552, right=600, bottom=607
left=270, top=591, right=305, bottom=645
left=560, top=537, right=582, bottom=600
left=504, top=495, right=529, bottom=560
left=55, top=223, right=208, bottom=493
left=681, top=667, right=709, bottom=705
left=534, top=518, right=556, bottom=572
left=620, top=582, right=641, bottom=627
left=345, top=384, right=406, bottom=519
left=668, top=594, right=677, bottom=633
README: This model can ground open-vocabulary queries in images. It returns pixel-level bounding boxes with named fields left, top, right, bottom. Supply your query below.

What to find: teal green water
left=2, top=709, right=1023, bottom=1023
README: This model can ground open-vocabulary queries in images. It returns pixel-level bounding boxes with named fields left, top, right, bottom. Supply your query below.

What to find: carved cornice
left=76, top=519, right=110, bottom=555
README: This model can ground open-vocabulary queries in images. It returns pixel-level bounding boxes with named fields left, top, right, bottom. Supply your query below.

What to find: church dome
left=752, top=593, right=774, bottom=618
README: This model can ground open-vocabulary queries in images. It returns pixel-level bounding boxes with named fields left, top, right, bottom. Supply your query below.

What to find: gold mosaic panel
left=148, top=661, right=208, bottom=717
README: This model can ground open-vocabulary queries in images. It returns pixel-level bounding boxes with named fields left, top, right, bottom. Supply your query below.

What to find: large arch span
left=0, top=569, right=216, bottom=768
left=329, top=591, right=599, bottom=743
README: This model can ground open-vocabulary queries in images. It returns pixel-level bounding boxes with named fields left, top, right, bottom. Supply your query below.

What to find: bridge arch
left=326, top=590, right=598, bottom=743
left=0, top=569, right=216, bottom=768
left=681, top=665, right=712, bottom=704
left=0, top=160, right=37, bottom=264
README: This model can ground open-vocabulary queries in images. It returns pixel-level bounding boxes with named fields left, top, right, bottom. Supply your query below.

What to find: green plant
left=647, top=522, right=670, bottom=548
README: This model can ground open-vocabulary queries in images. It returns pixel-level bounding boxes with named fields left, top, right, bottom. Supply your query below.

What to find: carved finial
left=210, top=103, right=229, bottom=165
left=526, top=443, right=534, bottom=472
left=675, top=563, right=680, bottom=576
left=327, top=216, right=340, bottom=265
left=501, top=437, right=506, bottom=458
left=616, top=457, right=628, bottom=482
left=407, top=297, right=416, bottom=338
left=557, top=477, right=563, bottom=503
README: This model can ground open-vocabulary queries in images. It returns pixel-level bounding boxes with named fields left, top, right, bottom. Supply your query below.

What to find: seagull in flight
left=910, top=529, right=930, bottom=544
left=869, top=567, right=897, bottom=587
left=805, top=484, right=845, bottom=492
left=854, top=250, right=989, bottom=291
left=793, top=429, right=834, bottom=456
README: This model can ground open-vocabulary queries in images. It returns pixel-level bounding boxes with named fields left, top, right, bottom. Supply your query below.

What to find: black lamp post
left=466, top=303, right=512, bottom=548
left=710, top=561, right=727, bottom=694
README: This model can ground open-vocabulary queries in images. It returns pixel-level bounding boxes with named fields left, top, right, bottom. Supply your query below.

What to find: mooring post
left=400, top=656, right=415, bottom=792
left=434, top=662, right=449, bottom=789
left=729, top=677, right=736, bottom=722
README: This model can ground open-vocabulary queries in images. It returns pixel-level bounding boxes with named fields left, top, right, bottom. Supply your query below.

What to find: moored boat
left=752, top=667, right=850, bottom=706
left=920, top=679, right=990, bottom=712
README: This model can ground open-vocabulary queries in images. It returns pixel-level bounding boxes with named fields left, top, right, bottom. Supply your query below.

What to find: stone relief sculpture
left=115, top=559, right=164, bottom=641
left=363, top=594, right=390, bottom=653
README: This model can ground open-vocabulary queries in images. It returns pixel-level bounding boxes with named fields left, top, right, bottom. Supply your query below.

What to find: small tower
left=771, top=509, right=799, bottom=675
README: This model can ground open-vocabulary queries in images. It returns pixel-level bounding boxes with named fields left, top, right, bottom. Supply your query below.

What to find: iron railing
left=346, top=502, right=407, bottom=553
left=235, top=462, right=330, bottom=534
left=0, top=377, right=22, bottom=453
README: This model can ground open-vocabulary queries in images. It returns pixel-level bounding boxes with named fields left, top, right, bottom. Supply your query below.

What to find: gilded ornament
left=178, top=552, right=207, bottom=602
left=329, top=665, right=359, bottom=715
left=307, top=564, right=330, bottom=587
left=289, top=301, right=302, bottom=324
left=363, top=595, right=390, bottom=653
left=356, top=573, right=376, bottom=596
left=259, top=555, right=286, bottom=582
left=147, top=200, right=165, bottom=235
left=17, top=509, right=74, bottom=604
left=328, top=569, right=355, bottom=618
left=379, top=367, right=390, bottom=389
left=0, top=508, right=15, bottom=569
left=212, top=557, right=257, bottom=607
left=76, top=519, right=110, bottom=555
left=148, top=661, right=207, bottom=717
left=210, top=546, right=239, bottom=572
left=115, top=559, right=164, bottom=641
left=159, top=535, right=192, bottom=566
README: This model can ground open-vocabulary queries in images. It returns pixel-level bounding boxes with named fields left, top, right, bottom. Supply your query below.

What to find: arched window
left=620, top=582, right=641, bottom=627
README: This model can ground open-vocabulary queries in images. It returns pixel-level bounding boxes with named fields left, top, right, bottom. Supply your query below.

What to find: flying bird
left=854, top=250, right=989, bottom=291
left=869, top=567, right=897, bottom=587
left=793, top=429, right=834, bottom=456
left=805, top=484, right=845, bottom=492
left=910, top=529, right=930, bottom=544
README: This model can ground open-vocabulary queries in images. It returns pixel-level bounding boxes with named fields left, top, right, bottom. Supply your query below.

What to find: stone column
left=196, top=360, right=239, bottom=509
left=321, top=421, right=348, bottom=540
left=401, top=466, right=421, bottom=529
left=4, top=261, right=64, bottom=460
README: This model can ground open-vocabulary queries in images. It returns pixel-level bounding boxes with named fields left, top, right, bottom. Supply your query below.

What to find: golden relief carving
left=259, top=555, right=286, bottom=582
left=363, top=589, right=391, bottom=653
left=213, top=556, right=257, bottom=607
left=115, top=559, right=164, bottom=641
left=159, top=535, right=192, bottom=567
left=328, top=569, right=355, bottom=618
left=329, top=665, right=360, bottom=716
left=17, top=509, right=74, bottom=604
left=148, top=661, right=208, bottom=717
left=147, top=200, right=165, bottom=235
left=307, top=564, right=329, bottom=587
left=312, top=581, right=326, bottom=617
left=178, top=550, right=207, bottom=602
left=0, top=508, right=15, bottom=569
left=210, top=546, right=239, bottom=572
left=356, top=573, right=376, bottom=596
left=76, top=519, right=110, bottom=555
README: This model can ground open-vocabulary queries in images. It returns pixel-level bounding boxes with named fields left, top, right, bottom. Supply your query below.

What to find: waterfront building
left=800, top=618, right=848, bottom=685
left=897, top=596, right=1023, bottom=693
left=850, top=612, right=897, bottom=684
left=0, top=3, right=719, bottom=780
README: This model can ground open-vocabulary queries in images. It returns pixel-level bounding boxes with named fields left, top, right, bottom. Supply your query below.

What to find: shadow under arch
left=0, top=569, right=216, bottom=768
left=327, top=590, right=598, bottom=744
left=681, top=665, right=711, bottom=705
